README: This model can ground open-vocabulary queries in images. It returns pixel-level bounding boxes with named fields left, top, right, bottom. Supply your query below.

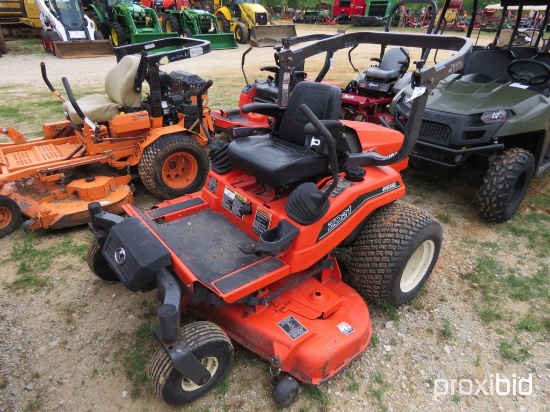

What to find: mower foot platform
left=142, top=208, right=287, bottom=296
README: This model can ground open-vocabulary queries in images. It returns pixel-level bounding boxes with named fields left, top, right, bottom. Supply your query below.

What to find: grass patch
left=304, top=385, right=330, bottom=407
left=5, top=39, right=43, bottom=55
left=370, top=372, right=390, bottom=412
left=477, top=306, right=504, bottom=323
left=375, top=300, right=400, bottom=322
left=439, top=318, right=454, bottom=340
left=498, top=339, right=532, bottom=362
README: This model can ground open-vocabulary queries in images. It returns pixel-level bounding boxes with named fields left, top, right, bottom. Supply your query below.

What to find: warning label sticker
left=253, top=207, right=272, bottom=235
left=222, top=187, right=247, bottom=219
left=322, top=179, right=354, bottom=198
left=337, top=322, right=355, bottom=336
left=208, top=177, right=218, bottom=194
left=278, top=316, right=308, bottom=340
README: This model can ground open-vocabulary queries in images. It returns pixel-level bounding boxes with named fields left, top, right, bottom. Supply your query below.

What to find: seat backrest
left=461, top=49, right=515, bottom=82
left=379, top=47, right=409, bottom=72
left=277, top=81, right=342, bottom=147
left=104, top=55, right=142, bottom=108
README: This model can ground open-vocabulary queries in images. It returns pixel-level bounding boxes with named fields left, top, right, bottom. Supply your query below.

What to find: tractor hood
left=116, top=0, right=147, bottom=13
left=415, top=75, right=542, bottom=115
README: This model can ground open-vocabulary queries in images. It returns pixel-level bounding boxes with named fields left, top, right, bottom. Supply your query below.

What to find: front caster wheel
left=149, top=321, right=233, bottom=406
left=272, top=375, right=300, bottom=407
left=87, top=237, right=119, bottom=282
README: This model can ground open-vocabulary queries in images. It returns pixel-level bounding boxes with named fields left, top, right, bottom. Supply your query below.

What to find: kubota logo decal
left=326, top=205, right=352, bottom=234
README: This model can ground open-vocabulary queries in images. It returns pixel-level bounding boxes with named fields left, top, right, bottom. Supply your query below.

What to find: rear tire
left=182, top=28, right=193, bottom=38
left=234, top=22, right=249, bottom=44
left=109, top=22, right=127, bottom=47
left=138, top=134, right=209, bottom=199
left=149, top=321, right=233, bottom=406
left=348, top=202, right=442, bottom=306
left=216, top=14, right=230, bottom=33
left=48, top=31, right=60, bottom=56
left=87, top=237, right=119, bottom=282
left=0, top=195, right=22, bottom=238
left=163, top=14, right=180, bottom=34
left=477, top=148, right=535, bottom=223
left=93, top=30, right=104, bottom=40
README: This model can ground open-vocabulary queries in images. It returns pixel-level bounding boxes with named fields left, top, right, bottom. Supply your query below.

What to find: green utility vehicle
left=89, top=0, right=177, bottom=46
left=391, top=0, right=550, bottom=223
left=162, top=1, right=237, bottom=49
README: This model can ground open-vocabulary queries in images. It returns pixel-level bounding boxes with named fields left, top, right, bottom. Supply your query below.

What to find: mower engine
left=155, top=70, right=207, bottom=128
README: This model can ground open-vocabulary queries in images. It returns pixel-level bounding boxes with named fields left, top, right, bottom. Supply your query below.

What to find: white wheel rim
left=180, top=356, right=219, bottom=391
left=400, top=240, right=435, bottom=293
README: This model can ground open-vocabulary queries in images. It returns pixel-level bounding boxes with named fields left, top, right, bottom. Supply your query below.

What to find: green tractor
left=89, top=0, right=177, bottom=46
left=162, top=1, right=237, bottom=49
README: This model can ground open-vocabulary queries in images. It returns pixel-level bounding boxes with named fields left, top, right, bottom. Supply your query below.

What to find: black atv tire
left=109, top=22, right=127, bottom=47
left=138, top=134, right=209, bottom=199
left=89, top=9, right=109, bottom=39
left=40, top=31, right=50, bottom=53
left=163, top=14, right=180, bottom=34
left=48, top=31, right=60, bottom=56
left=149, top=321, right=233, bottom=406
left=87, top=237, right=119, bottom=282
left=234, top=22, right=249, bottom=44
left=217, top=13, right=230, bottom=33
left=477, top=148, right=535, bottom=223
left=182, top=28, right=193, bottom=38
left=0, top=195, right=22, bottom=238
left=348, top=202, right=442, bottom=306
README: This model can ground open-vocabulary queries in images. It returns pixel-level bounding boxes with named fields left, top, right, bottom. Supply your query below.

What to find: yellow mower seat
left=62, top=55, right=142, bottom=125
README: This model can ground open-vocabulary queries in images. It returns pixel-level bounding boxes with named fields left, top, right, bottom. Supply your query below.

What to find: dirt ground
left=0, top=25, right=548, bottom=412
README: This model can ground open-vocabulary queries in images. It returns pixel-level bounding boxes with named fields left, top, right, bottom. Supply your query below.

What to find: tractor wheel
left=48, top=31, right=60, bottom=56
left=234, top=22, right=249, bottom=44
left=477, top=148, right=535, bottom=223
left=0, top=30, right=6, bottom=54
left=138, top=134, right=209, bottom=199
left=348, top=202, right=442, bottom=306
left=149, top=321, right=233, bottom=406
left=89, top=9, right=109, bottom=39
left=182, top=28, right=193, bottom=38
left=163, top=14, right=180, bottom=34
left=216, top=13, right=230, bottom=33
left=40, top=31, right=50, bottom=53
left=109, top=22, right=127, bottom=47
left=94, top=30, right=104, bottom=40
left=0, top=195, right=22, bottom=238
left=87, top=237, right=119, bottom=282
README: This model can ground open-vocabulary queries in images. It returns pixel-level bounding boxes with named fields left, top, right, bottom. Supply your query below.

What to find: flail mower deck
left=87, top=32, right=472, bottom=407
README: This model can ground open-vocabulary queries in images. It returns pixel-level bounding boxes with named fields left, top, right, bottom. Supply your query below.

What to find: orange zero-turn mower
left=0, top=37, right=213, bottom=238
left=87, top=32, right=472, bottom=407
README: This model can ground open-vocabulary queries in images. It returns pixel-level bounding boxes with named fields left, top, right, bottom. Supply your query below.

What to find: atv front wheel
left=138, top=134, right=209, bottom=199
left=477, top=148, right=535, bottom=223
left=234, top=22, right=249, bottom=44
left=0, top=196, right=22, bottom=238
left=348, top=202, right=442, bottom=306
left=87, top=238, right=119, bottom=282
left=149, top=321, right=233, bottom=406
left=163, top=14, right=180, bottom=34
left=110, top=22, right=127, bottom=47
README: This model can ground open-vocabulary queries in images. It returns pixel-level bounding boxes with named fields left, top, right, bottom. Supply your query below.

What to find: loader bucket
left=249, top=25, right=297, bottom=47
left=53, top=40, right=114, bottom=58
left=194, top=33, right=238, bottom=50
left=132, top=32, right=179, bottom=44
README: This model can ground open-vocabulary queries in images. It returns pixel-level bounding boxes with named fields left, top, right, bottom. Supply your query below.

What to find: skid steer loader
left=213, top=0, right=296, bottom=47
left=37, top=0, right=113, bottom=58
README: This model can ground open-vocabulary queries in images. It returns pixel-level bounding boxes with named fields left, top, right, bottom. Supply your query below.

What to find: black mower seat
left=460, top=49, right=515, bottom=83
left=254, top=80, right=278, bottom=103
left=62, top=55, right=142, bottom=125
left=228, top=81, right=342, bottom=189
left=365, top=47, right=409, bottom=81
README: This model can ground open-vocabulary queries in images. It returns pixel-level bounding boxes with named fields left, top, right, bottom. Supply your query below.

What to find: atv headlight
left=480, top=110, right=509, bottom=123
